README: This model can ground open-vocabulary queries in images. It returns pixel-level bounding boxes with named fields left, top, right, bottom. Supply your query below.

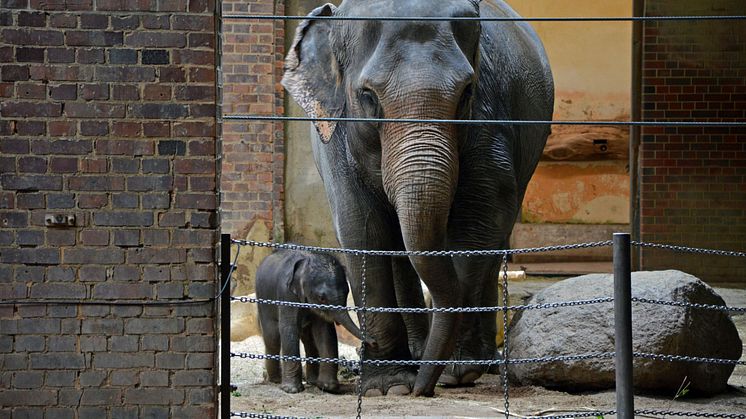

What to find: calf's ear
left=281, top=3, right=344, bottom=144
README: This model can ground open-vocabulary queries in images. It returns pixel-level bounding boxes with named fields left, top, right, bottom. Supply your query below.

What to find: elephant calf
left=256, top=249, right=371, bottom=393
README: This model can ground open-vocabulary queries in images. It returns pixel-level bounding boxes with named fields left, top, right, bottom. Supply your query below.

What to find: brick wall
left=220, top=0, right=284, bottom=239
left=639, top=0, right=746, bottom=282
left=0, top=1, right=218, bottom=417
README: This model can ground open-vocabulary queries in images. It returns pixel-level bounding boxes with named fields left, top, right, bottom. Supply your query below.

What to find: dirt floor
left=229, top=280, right=746, bottom=418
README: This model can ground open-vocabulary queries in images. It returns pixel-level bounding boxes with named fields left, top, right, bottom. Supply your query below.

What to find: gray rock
left=506, top=270, right=742, bottom=395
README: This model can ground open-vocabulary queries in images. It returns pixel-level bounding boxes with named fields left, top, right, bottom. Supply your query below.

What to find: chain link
left=499, top=253, right=510, bottom=419
left=235, top=239, right=612, bottom=257
left=230, top=351, right=615, bottom=366
left=356, top=254, right=367, bottom=419
left=525, top=411, right=617, bottom=419
left=631, top=297, right=746, bottom=313
left=634, top=409, right=746, bottom=418
left=230, top=413, right=307, bottom=419
left=231, top=295, right=616, bottom=313
left=632, top=241, right=746, bottom=258
left=633, top=351, right=746, bottom=366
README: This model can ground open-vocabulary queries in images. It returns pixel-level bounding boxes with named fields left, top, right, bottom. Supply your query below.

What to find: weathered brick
left=126, top=175, right=172, bottom=192
left=78, top=193, right=108, bottom=209
left=175, top=193, right=216, bottom=209
left=112, top=265, right=139, bottom=281
left=48, top=336, right=76, bottom=352
left=141, top=335, right=168, bottom=351
left=31, top=139, right=92, bottom=155
left=0, top=390, right=56, bottom=406
left=93, top=211, right=153, bottom=227
left=50, top=14, right=78, bottom=28
left=79, top=407, right=108, bottom=419
left=124, top=318, right=183, bottom=334
left=43, top=197, right=77, bottom=215
left=63, top=248, right=125, bottom=264
left=142, top=193, right=169, bottom=209
left=142, top=158, right=170, bottom=173
left=17, top=318, right=60, bottom=334
left=78, top=266, right=107, bottom=282
left=154, top=352, right=185, bottom=369
left=187, top=387, right=213, bottom=405
left=18, top=11, right=46, bottom=26
left=126, top=32, right=185, bottom=48
left=79, top=83, right=109, bottom=100
left=0, top=248, right=60, bottom=265
left=185, top=353, right=213, bottom=369
left=2, top=28, right=64, bottom=46
left=112, top=192, right=138, bottom=208
left=47, top=229, right=77, bottom=246
left=94, top=353, right=154, bottom=369
left=172, top=49, right=213, bottom=65
left=80, top=121, right=108, bottom=136
left=127, top=248, right=186, bottom=264
left=49, top=121, right=77, bottom=136
left=1, top=101, right=61, bottom=117
left=80, top=336, right=107, bottom=352
left=0, top=354, right=28, bottom=370
left=30, top=283, right=86, bottom=299
left=48, top=266, right=75, bottom=282
left=93, top=283, right=153, bottom=299
left=15, top=266, right=47, bottom=282
left=50, top=157, right=78, bottom=173
left=80, top=13, right=109, bottom=29
left=16, top=47, right=44, bottom=63
left=188, top=32, right=213, bottom=48
left=65, top=102, right=125, bottom=118
left=69, top=176, right=124, bottom=191
left=0, top=284, right=26, bottom=299
left=109, top=335, right=138, bottom=352
left=111, top=370, right=139, bottom=386
left=141, top=14, right=169, bottom=29
left=12, top=371, right=44, bottom=389
left=78, top=48, right=105, bottom=64
left=48, top=47, right=76, bottom=63
left=96, top=66, right=156, bottom=82
left=170, top=335, right=212, bottom=352
left=45, top=371, right=76, bottom=387
left=1, top=174, right=62, bottom=191
left=81, top=319, right=122, bottom=334
left=67, top=30, right=123, bottom=46
left=111, top=84, right=139, bottom=100
left=30, top=353, right=86, bottom=369
left=140, top=370, right=168, bottom=387
left=130, top=103, right=188, bottom=119
left=80, top=388, right=121, bottom=405
left=18, top=156, right=46, bottom=172
left=141, top=49, right=170, bottom=65
left=0, top=211, right=28, bottom=227
left=112, top=15, right=139, bottom=30
left=48, top=305, right=77, bottom=318
left=156, top=283, right=183, bottom=298
left=157, top=66, right=185, bottom=82
left=172, top=370, right=211, bottom=387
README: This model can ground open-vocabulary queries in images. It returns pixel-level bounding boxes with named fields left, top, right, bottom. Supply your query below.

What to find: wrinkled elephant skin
left=282, top=0, right=553, bottom=397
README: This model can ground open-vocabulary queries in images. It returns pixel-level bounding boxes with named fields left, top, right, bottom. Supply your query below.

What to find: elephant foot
left=438, top=364, right=485, bottom=387
left=280, top=381, right=304, bottom=393
left=312, top=378, right=341, bottom=394
left=359, top=365, right=416, bottom=397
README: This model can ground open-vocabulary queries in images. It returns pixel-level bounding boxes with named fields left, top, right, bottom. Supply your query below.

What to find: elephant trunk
left=381, top=123, right=462, bottom=396
left=333, top=310, right=376, bottom=347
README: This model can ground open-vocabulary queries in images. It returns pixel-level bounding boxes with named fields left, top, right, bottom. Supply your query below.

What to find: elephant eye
left=359, top=89, right=381, bottom=118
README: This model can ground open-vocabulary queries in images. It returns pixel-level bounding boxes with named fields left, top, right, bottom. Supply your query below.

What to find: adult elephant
left=282, top=0, right=553, bottom=397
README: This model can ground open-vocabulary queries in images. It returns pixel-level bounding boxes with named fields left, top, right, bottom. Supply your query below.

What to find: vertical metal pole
left=220, top=234, right=231, bottom=419
left=613, top=232, right=634, bottom=419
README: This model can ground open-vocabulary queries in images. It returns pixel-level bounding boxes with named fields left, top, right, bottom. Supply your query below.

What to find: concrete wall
left=0, top=1, right=218, bottom=416
left=638, top=0, right=746, bottom=282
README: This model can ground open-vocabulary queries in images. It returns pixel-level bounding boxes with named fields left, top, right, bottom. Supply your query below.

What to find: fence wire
left=230, top=238, right=746, bottom=419
left=224, top=14, right=746, bottom=22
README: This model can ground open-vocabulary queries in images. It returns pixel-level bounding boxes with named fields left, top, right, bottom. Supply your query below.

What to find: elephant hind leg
left=300, top=327, right=320, bottom=387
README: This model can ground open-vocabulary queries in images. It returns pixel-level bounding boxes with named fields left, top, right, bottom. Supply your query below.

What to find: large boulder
left=506, top=270, right=742, bottom=395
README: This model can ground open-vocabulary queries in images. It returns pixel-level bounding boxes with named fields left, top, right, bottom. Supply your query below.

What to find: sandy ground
left=228, top=282, right=746, bottom=418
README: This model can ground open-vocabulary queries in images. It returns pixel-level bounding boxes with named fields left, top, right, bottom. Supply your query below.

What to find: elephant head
left=286, top=252, right=375, bottom=346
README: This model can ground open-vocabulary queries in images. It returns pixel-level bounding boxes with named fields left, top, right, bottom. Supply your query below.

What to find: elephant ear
left=282, top=253, right=307, bottom=301
left=282, top=3, right=344, bottom=144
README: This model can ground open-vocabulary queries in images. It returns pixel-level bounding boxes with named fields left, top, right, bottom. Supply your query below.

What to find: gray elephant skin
left=282, top=0, right=553, bottom=396
left=255, top=249, right=370, bottom=393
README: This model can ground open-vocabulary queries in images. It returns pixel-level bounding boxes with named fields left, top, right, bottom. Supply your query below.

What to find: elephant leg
left=439, top=255, right=501, bottom=386
left=300, top=326, right=319, bottom=387
left=311, top=319, right=341, bottom=393
left=259, top=310, right=281, bottom=384
left=342, top=250, right=416, bottom=396
left=391, top=257, right=429, bottom=360
left=278, top=306, right=304, bottom=393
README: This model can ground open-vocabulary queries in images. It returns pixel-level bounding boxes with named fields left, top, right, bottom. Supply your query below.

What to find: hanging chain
left=501, top=252, right=510, bottom=419
left=356, top=253, right=368, bottom=419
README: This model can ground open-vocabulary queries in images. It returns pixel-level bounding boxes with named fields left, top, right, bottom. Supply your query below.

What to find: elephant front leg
left=391, top=257, right=429, bottom=360
left=278, top=306, right=304, bottom=393
left=311, top=319, right=341, bottom=393
left=343, top=253, right=416, bottom=396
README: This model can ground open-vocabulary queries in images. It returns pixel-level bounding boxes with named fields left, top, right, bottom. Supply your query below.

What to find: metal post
left=220, top=233, right=231, bottom=419
left=613, top=232, right=633, bottom=419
